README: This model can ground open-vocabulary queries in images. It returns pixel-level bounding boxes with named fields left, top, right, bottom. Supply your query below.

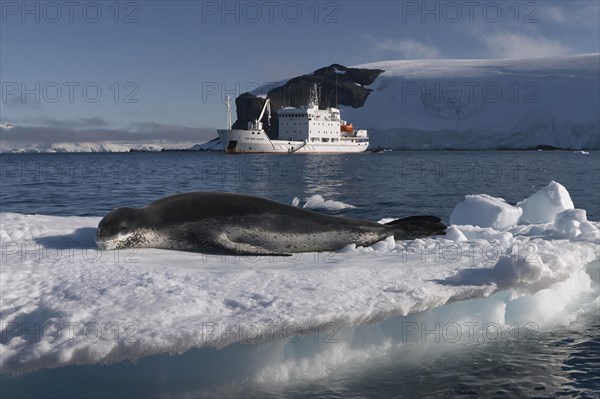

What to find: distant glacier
left=344, top=54, right=599, bottom=150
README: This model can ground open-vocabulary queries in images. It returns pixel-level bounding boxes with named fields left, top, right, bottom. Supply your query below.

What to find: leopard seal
left=96, top=192, right=446, bottom=255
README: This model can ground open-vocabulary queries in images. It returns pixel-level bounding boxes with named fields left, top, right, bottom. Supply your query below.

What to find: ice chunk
left=554, top=208, right=599, bottom=240
left=444, top=226, right=468, bottom=242
left=518, top=181, right=574, bottom=224
left=291, top=197, right=300, bottom=207
left=450, top=194, right=522, bottom=230
left=555, top=208, right=587, bottom=225
left=302, top=195, right=355, bottom=210
left=370, top=236, right=396, bottom=251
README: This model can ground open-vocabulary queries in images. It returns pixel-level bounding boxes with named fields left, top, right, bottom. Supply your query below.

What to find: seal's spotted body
left=96, top=192, right=446, bottom=255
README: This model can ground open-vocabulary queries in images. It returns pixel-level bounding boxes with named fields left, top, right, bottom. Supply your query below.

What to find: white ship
left=217, top=85, right=368, bottom=154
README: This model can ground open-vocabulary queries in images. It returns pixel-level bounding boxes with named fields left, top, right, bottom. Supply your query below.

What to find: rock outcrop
left=232, top=64, right=384, bottom=139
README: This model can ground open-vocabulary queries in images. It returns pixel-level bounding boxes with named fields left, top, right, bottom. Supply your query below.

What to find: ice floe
left=0, top=182, right=598, bottom=378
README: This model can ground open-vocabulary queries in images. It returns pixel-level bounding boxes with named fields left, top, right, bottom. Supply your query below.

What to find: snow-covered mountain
left=242, top=54, right=600, bottom=150
left=4, top=55, right=598, bottom=152
left=186, top=137, right=223, bottom=151
left=342, top=54, right=599, bottom=150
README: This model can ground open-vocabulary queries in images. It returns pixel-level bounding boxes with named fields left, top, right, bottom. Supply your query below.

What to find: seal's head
left=96, top=207, right=148, bottom=250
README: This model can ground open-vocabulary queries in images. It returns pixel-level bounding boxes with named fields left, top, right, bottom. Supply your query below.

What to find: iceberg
left=0, top=182, right=598, bottom=383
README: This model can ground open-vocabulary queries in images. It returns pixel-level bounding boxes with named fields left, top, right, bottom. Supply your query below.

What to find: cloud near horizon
left=367, top=36, right=442, bottom=59
left=480, top=32, right=572, bottom=59
left=0, top=120, right=217, bottom=152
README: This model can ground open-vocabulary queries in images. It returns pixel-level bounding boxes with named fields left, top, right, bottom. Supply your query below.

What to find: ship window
left=322, top=138, right=329, bottom=142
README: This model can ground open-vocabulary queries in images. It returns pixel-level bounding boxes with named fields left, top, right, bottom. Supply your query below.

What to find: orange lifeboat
left=340, top=123, right=353, bottom=133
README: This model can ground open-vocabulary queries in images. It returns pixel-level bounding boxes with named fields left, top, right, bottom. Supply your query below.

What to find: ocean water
left=1, top=151, right=599, bottom=220
left=1, top=150, right=599, bottom=398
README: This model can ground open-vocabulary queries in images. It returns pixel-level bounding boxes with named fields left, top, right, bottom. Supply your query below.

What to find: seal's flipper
left=214, top=233, right=291, bottom=256
left=385, top=216, right=446, bottom=240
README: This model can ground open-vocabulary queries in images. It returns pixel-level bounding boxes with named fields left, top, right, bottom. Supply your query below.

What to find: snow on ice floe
left=0, top=182, right=598, bottom=377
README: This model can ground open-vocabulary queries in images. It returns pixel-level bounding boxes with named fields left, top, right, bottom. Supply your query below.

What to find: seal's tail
left=385, top=216, right=446, bottom=240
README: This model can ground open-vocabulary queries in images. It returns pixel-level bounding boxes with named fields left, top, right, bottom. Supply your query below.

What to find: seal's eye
left=120, top=225, right=128, bottom=232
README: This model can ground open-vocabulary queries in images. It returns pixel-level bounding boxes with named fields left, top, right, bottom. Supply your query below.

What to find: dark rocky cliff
left=231, top=64, right=384, bottom=138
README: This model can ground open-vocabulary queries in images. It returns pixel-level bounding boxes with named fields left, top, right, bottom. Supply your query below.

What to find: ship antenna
left=317, top=85, right=321, bottom=108
left=309, top=83, right=319, bottom=108
left=335, top=73, right=338, bottom=108
left=225, top=95, right=232, bottom=129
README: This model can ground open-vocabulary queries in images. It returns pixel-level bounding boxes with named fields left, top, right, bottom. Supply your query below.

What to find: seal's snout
left=95, top=228, right=116, bottom=250
left=95, top=215, right=113, bottom=249
left=95, top=208, right=141, bottom=250
left=95, top=225, right=107, bottom=249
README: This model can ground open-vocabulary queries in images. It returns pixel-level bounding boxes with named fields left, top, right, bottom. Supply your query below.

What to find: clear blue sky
left=1, top=0, right=599, bottom=147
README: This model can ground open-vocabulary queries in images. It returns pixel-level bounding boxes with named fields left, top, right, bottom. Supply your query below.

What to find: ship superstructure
left=217, top=85, right=368, bottom=154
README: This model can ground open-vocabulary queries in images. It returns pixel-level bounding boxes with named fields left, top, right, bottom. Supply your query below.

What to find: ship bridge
left=277, top=85, right=345, bottom=143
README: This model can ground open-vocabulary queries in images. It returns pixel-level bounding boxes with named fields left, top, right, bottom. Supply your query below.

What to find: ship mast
left=225, top=95, right=232, bottom=129
left=335, top=73, right=338, bottom=108
left=308, top=83, right=319, bottom=108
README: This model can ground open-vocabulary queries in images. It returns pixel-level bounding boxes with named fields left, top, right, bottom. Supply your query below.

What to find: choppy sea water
left=1, top=150, right=599, bottom=398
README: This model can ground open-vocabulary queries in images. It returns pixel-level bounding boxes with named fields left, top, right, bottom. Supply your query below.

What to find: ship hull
left=217, top=129, right=369, bottom=154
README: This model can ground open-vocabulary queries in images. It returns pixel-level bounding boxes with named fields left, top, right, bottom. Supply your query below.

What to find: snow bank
left=0, top=183, right=598, bottom=378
